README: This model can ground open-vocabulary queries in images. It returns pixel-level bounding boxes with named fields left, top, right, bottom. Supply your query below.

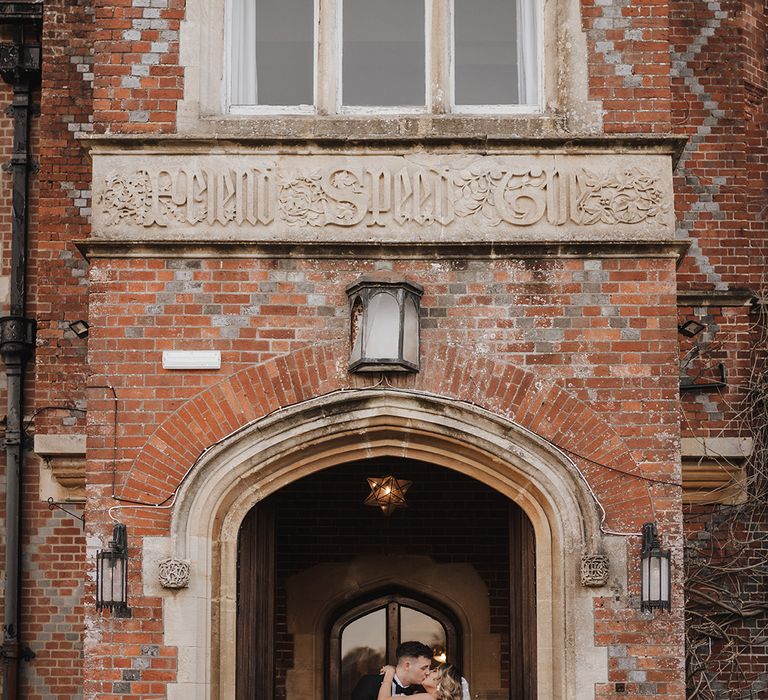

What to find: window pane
left=343, top=0, right=425, bottom=107
left=341, top=609, right=387, bottom=699
left=400, top=607, right=447, bottom=662
left=230, top=0, right=313, bottom=106
left=455, top=0, right=523, bottom=105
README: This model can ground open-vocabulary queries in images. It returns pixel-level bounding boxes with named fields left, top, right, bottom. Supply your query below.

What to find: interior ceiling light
left=364, top=475, right=412, bottom=515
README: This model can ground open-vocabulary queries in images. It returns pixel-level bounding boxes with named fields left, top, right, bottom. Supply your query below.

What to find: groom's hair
left=396, top=641, right=432, bottom=662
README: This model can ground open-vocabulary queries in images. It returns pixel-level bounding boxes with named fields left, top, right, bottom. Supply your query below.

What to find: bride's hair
left=433, top=664, right=464, bottom=700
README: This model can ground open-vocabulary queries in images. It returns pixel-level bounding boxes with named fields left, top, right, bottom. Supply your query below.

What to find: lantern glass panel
left=648, top=556, right=662, bottom=600
left=660, top=554, right=670, bottom=601
left=403, top=296, right=419, bottom=365
left=365, top=292, right=400, bottom=359
left=97, top=550, right=126, bottom=607
left=350, top=298, right=364, bottom=364
left=641, top=555, right=650, bottom=602
left=641, top=549, right=671, bottom=609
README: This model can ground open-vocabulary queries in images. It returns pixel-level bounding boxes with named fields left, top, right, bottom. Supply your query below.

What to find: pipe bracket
left=0, top=316, right=36, bottom=360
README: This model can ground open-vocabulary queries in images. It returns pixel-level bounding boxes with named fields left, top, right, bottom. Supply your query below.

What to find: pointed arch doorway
left=235, top=457, right=537, bottom=700
left=161, top=389, right=610, bottom=699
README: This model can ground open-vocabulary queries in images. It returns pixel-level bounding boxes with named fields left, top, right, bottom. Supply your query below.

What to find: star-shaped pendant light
left=364, top=475, right=412, bottom=515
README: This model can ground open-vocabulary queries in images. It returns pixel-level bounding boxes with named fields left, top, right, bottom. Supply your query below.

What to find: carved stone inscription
left=99, top=167, right=274, bottom=228
left=92, top=154, right=674, bottom=242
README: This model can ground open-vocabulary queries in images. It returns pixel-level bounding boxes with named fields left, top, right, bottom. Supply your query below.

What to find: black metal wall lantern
left=96, top=523, right=131, bottom=616
left=346, top=275, right=423, bottom=373
left=640, top=522, right=671, bottom=612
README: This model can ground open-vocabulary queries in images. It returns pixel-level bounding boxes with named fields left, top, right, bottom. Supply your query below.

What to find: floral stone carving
left=158, top=558, right=191, bottom=589
left=92, top=154, right=673, bottom=242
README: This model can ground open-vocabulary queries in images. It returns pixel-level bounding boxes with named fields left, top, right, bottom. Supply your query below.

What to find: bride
left=377, top=664, right=466, bottom=700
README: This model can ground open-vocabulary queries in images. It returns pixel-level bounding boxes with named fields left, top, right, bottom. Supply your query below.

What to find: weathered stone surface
left=158, top=559, right=191, bottom=589
left=91, top=151, right=675, bottom=243
left=34, top=434, right=87, bottom=496
left=581, top=554, right=610, bottom=587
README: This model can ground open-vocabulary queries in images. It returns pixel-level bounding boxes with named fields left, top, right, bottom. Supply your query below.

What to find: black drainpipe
left=0, top=2, right=42, bottom=698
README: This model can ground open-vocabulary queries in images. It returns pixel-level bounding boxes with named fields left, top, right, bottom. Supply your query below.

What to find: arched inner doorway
left=331, top=589, right=460, bottom=699
left=235, top=457, right=536, bottom=700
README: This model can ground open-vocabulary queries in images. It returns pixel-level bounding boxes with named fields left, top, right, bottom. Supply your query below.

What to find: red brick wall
left=0, top=1, right=93, bottom=697
left=671, top=0, right=767, bottom=291
left=84, top=257, right=680, bottom=530
left=18, top=487, right=86, bottom=700
left=669, top=0, right=767, bottom=692
left=92, top=0, right=184, bottom=133
left=582, top=0, right=673, bottom=132
left=683, top=502, right=768, bottom=696
left=677, top=303, right=753, bottom=437
left=80, top=254, right=683, bottom=697
left=33, top=0, right=93, bottom=432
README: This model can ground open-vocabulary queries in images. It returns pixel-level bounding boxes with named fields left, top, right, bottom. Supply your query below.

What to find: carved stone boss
left=581, top=554, right=610, bottom=587
left=93, top=155, right=672, bottom=241
left=158, top=558, right=191, bottom=589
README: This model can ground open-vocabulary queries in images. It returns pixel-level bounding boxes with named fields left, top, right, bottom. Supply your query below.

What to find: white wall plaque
left=162, top=350, right=221, bottom=370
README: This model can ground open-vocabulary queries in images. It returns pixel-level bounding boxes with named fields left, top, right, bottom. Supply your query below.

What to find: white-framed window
left=227, top=0, right=542, bottom=115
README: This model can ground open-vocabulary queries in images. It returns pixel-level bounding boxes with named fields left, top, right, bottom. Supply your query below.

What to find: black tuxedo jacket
left=351, top=673, right=426, bottom=700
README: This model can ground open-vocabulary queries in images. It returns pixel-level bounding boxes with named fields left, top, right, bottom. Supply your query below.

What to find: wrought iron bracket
left=3, top=102, right=40, bottom=118
left=2, top=156, right=38, bottom=172
left=680, top=363, right=727, bottom=392
left=47, top=497, right=85, bottom=525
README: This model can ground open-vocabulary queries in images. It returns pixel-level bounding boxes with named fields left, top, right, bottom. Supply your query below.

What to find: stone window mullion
left=317, top=0, right=340, bottom=114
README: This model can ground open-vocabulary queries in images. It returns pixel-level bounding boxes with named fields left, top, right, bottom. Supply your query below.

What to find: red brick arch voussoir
left=121, top=341, right=655, bottom=529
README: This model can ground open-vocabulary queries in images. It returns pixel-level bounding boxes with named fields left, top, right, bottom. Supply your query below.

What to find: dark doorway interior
left=237, top=457, right=536, bottom=699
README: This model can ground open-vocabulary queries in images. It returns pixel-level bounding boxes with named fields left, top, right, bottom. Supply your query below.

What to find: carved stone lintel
left=581, top=554, right=609, bottom=587
left=92, top=154, right=675, bottom=243
left=158, top=558, right=191, bottom=589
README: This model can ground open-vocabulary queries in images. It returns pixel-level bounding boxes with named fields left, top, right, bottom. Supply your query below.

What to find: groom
left=351, top=640, right=432, bottom=699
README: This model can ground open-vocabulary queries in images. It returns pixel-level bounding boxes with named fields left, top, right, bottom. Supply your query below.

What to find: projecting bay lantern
left=640, top=522, right=671, bottom=612
left=346, top=276, right=423, bottom=373
left=96, top=523, right=130, bottom=615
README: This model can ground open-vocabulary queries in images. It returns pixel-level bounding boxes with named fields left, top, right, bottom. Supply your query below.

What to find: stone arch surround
left=141, top=387, right=633, bottom=700
left=124, top=340, right=656, bottom=532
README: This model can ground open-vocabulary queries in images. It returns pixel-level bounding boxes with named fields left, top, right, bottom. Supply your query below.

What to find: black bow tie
left=394, top=682, right=419, bottom=696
